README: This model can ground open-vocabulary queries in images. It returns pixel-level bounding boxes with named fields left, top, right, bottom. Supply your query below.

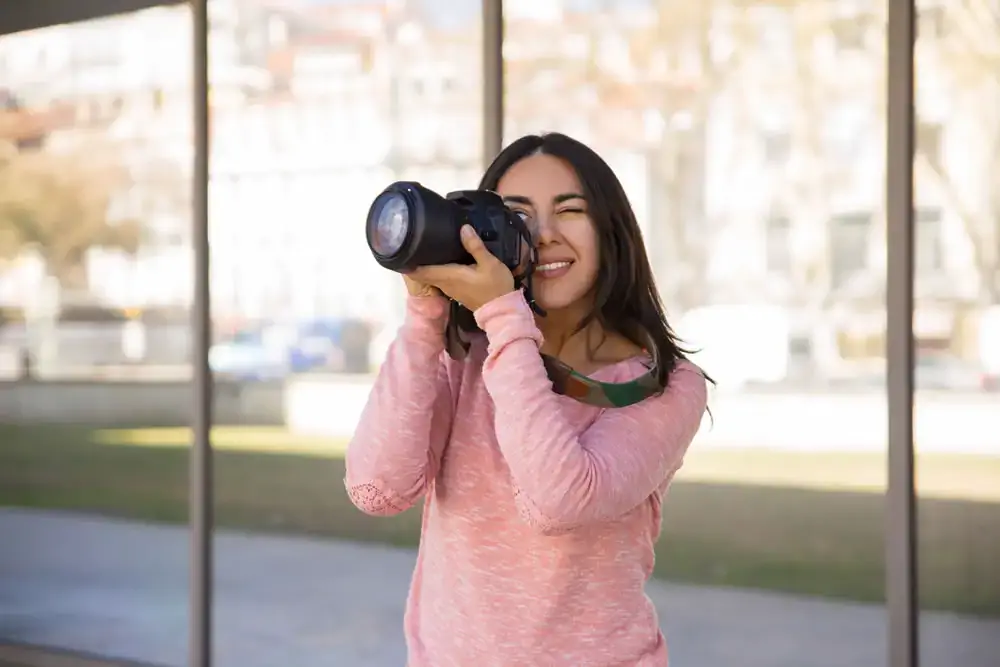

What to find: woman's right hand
left=403, top=274, right=441, bottom=298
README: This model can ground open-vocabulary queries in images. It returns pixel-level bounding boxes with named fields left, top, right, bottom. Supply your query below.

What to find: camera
left=365, top=181, right=530, bottom=274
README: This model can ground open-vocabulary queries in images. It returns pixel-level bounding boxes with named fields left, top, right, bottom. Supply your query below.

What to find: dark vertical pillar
left=885, top=0, right=919, bottom=666
left=189, top=0, right=213, bottom=665
left=483, top=0, right=504, bottom=167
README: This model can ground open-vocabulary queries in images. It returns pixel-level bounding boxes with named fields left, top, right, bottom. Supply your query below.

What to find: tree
left=917, top=0, right=1000, bottom=302
left=0, top=144, right=142, bottom=290
left=774, top=1, right=1000, bottom=304
left=645, top=0, right=1000, bottom=308
left=645, top=0, right=723, bottom=312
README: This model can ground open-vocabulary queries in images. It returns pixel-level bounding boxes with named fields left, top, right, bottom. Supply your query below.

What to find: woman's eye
left=557, top=208, right=585, bottom=216
left=514, top=210, right=531, bottom=222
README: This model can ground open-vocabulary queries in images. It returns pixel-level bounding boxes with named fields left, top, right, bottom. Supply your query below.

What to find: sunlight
left=86, top=426, right=1000, bottom=502
left=90, top=426, right=348, bottom=456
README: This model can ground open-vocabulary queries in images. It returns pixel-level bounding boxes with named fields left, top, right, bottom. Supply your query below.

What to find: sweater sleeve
left=344, top=294, right=456, bottom=517
left=473, top=290, right=708, bottom=534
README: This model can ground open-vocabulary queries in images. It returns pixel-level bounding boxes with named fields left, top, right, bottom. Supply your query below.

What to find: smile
left=535, top=261, right=573, bottom=277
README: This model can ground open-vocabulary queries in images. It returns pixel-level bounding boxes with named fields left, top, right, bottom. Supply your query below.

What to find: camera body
left=444, top=189, right=523, bottom=270
left=366, top=181, right=525, bottom=274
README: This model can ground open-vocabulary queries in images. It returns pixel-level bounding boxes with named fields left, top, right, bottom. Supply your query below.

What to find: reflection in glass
left=2, top=0, right=996, bottom=665
left=0, top=5, right=198, bottom=664
left=0, top=2, right=481, bottom=665
left=505, top=2, right=897, bottom=664
left=913, top=3, right=1000, bottom=666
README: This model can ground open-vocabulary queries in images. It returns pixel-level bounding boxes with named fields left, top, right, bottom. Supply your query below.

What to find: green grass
left=1, top=423, right=998, bottom=616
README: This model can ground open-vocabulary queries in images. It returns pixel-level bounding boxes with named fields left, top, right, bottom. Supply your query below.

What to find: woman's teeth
left=537, top=261, right=571, bottom=273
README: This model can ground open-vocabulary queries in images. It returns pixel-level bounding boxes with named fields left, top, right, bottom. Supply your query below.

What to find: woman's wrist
left=473, top=290, right=542, bottom=354
left=407, top=291, right=449, bottom=314
left=403, top=292, right=450, bottom=342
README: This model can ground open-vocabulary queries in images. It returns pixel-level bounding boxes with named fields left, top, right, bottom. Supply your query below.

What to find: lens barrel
left=365, top=181, right=469, bottom=272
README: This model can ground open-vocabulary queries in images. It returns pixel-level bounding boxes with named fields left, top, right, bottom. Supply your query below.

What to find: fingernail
left=461, top=225, right=474, bottom=239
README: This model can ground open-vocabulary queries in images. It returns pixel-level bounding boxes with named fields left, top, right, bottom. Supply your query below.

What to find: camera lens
left=368, top=192, right=410, bottom=258
left=366, top=181, right=482, bottom=272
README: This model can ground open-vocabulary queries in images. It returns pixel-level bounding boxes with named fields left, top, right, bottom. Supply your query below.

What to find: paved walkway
left=1, top=508, right=997, bottom=667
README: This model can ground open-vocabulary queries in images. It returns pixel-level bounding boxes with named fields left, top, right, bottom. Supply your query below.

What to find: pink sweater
left=345, top=290, right=707, bottom=667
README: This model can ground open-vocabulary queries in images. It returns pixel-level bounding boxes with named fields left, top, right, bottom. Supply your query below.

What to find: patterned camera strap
left=540, top=353, right=661, bottom=408
left=446, top=301, right=662, bottom=409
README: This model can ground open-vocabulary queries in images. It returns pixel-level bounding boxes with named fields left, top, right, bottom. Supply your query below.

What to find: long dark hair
left=454, top=132, right=704, bottom=391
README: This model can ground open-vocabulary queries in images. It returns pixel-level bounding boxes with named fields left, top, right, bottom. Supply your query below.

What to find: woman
left=345, top=132, right=709, bottom=666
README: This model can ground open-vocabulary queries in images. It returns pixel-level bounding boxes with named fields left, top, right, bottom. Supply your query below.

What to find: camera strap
left=445, top=211, right=662, bottom=408
left=540, top=353, right=661, bottom=409
left=445, top=301, right=662, bottom=408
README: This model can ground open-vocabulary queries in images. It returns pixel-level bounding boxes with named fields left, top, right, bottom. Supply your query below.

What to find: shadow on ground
left=0, top=641, right=160, bottom=667
left=1, top=423, right=998, bottom=615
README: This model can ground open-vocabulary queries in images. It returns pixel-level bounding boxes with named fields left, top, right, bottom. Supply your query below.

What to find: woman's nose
left=534, top=212, right=557, bottom=244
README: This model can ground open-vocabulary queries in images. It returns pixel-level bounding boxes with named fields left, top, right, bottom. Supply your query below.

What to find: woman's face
left=496, top=153, right=600, bottom=314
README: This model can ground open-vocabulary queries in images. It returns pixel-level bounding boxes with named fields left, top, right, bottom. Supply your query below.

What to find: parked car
left=915, top=354, right=998, bottom=392
left=209, top=317, right=371, bottom=381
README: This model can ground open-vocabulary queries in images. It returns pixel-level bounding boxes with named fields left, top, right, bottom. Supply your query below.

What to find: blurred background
left=0, top=1, right=997, bottom=666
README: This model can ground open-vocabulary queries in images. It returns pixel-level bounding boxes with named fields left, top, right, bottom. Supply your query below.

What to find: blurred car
left=209, top=317, right=371, bottom=381
left=915, top=354, right=998, bottom=392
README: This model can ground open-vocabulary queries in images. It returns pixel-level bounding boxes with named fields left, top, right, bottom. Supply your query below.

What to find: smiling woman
left=345, top=132, right=712, bottom=667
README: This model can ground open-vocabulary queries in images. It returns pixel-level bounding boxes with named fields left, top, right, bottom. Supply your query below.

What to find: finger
left=411, top=263, right=475, bottom=285
left=460, top=225, right=495, bottom=266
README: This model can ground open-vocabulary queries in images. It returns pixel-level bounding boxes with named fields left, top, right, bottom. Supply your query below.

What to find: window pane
left=207, top=1, right=484, bottom=664
left=0, top=6, right=195, bottom=664
left=914, top=2, right=1000, bottom=664
left=0, top=1, right=483, bottom=665
left=504, top=3, right=892, bottom=664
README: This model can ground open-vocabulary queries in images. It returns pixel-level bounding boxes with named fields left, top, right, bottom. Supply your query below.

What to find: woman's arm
left=344, top=294, right=456, bottom=517
left=474, top=291, right=707, bottom=534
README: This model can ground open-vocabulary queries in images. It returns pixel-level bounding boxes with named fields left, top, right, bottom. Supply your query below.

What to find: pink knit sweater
left=345, top=290, right=707, bottom=667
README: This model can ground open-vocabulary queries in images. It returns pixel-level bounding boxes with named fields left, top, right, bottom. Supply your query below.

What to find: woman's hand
left=409, top=225, right=516, bottom=312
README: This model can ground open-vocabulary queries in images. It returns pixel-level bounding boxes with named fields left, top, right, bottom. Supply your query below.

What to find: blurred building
left=695, top=2, right=999, bottom=369
left=0, top=0, right=997, bottom=370
left=0, top=1, right=273, bottom=310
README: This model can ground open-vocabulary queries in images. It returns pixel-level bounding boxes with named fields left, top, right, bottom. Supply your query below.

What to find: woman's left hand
left=408, top=225, right=516, bottom=312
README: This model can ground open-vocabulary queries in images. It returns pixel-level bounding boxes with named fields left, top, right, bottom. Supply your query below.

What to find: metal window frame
left=0, top=1, right=919, bottom=667
left=884, top=0, right=920, bottom=666
left=0, top=0, right=184, bottom=35
left=189, top=3, right=213, bottom=666
left=483, top=0, right=504, bottom=166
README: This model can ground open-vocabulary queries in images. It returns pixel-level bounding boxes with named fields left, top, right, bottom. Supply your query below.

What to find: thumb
left=460, top=225, right=494, bottom=265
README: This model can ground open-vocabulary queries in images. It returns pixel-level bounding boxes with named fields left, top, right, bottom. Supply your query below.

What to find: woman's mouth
left=535, top=261, right=573, bottom=280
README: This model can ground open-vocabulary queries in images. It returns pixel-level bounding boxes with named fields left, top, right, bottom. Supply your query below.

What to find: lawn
left=1, top=423, right=998, bottom=616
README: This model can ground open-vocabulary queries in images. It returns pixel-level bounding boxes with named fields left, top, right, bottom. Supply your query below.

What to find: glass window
left=915, top=5, right=1000, bottom=664
left=505, top=4, right=892, bottom=663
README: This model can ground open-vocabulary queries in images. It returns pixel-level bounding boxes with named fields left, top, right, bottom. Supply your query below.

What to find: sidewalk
left=1, top=508, right=997, bottom=667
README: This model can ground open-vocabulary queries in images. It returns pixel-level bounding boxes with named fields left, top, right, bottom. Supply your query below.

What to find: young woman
left=346, top=132, right=709, bottom=666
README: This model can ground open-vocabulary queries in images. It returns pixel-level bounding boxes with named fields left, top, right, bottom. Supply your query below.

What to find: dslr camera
left=365, top=181, right=532, bottom=275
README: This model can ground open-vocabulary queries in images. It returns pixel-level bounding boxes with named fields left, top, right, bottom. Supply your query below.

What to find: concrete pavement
left=1, top=508, right=997, bottom=667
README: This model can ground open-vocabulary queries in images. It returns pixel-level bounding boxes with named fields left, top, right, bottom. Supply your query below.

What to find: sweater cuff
left=473, top=290, right=542, bottom=353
